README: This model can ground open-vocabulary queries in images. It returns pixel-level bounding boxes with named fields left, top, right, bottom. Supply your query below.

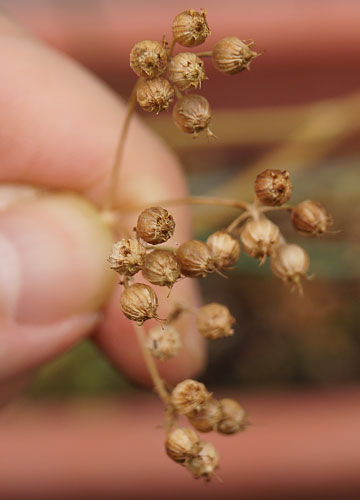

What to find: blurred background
left=0, top=0, right=360, bottom=499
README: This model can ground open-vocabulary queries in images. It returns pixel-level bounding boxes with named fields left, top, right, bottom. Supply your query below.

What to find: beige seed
left=136, top=77, right=174, bottom=114
left=119, top=283, right=158, bottom=324
left=108, top=238, right=146, bottom=276
left=137, top=206, right=175, bottom=245
left=212, top=36, right=258, bottom=74
left=206, top=230, right=241, bottom=270
left=142, top=249, right=181, bottom=288
left=217, top=398, right=248, bottom=435
left=254, top=169, right=292, bottom=206
left=196, top=302, right=235, bottom=340
left=129, top=40, right=167, bottom=78
left=240, top=218, right=280, bottom=263
left=185, top=441, right=219, bottom=481
left=173, top=94, right=214, bottom=138
left=172, top=9, right=210, bottom=47
left=171, top=379, right=211, bottom=416
left=291, top=200, right=333, bottom=236
left=177, top=240, right=214, bottom=278
left=167, top=52, right=206, bottom=91
left=166, top=427, right=199, bottom=463
left=146, top=324, right=182, bottom=361
left=188, top=397, right=221, bottom=433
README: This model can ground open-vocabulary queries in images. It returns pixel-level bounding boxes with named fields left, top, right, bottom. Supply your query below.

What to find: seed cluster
left=129, top=9, right=259, bottom=137
left=107, top=8, right=334, bottom=482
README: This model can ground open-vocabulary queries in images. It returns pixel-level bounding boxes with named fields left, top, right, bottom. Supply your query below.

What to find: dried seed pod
left=166, top=427, right=199, bottom=463
left=167, top=52, right=206, bottom=91
left=129, top=40, right=167, bottom=78
left=146, top=324, right=182, bottom=361
left=188, top=397, right=221, bottom=433
left=240, top=218, right=280, bottom=263
left=217, top=398, right=248, bottom=435
left=136, top=77, right=174, bottom=114
left=206, top=230, right=241, bottom=270
left=119, top=283, right=158, bottom=324
left=173, top=94, right=214, bottom=138
left=212, top=36, right=258, bottom=74
left=291, top=200, right=333, bottom=236
left=108, top=238, right=146, bottom=276
left=270, top=243, right=310, bottom=292
left=196, top=302, right=235, bottom=340
left=185, top=441, right=219, bottom=481
left=172, top=9, right=210, bottom=47
left=137, top=207, right=175, bottom=245
left=171, top=379, right=211, bottom=416
left=255, top=169, right=292, bottom=206
left=176, top=240, right=214, bottom=278
left=142, top=249, right=181, bottom=288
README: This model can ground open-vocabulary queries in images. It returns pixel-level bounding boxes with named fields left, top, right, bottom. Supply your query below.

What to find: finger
left=0, top=16, right=206, bottom=385
left=0, top=190, right=113, bottom=384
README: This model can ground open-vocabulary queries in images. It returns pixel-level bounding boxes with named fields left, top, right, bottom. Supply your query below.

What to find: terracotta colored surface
left=1, top=0, right=359, bottom=107
left=1, top=388, right=360, bottom=499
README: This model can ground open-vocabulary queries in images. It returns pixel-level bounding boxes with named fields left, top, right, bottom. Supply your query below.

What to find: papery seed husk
left=254, top=169, right=292, bottom=207
left=172, top=9, right=210, bottom=47
left=142, top=249, right=181, bottom=287
left=166, top=427, right=199, bottom=463
left=167, top=52, right=206, bottom=91
left=119, top=283, right=158, bottom=324
left=137, top=206, right=175, bottom=244
left=129, top=40, right=167, bottom=78
left=173, top=94, right=213, bottom=137
left=136, top=77, right=174, bottom=114
left=206, top=230, right=241, bottom=270
left=108, top=238, right=146, bottom=276
left=176, top=240, right=214, bottom=278
left=212, top=36, right=258, bottom=74
left=147, top=324, right=182, bottom=360
left=196, top=302, right=235, bottom=340
left=217, top=398, right=248, bottom=434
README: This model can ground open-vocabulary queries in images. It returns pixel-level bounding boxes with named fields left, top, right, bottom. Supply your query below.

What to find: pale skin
left=0, top=15, right=205, bottom=404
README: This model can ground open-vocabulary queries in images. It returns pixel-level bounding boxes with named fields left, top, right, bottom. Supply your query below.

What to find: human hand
left=0, top=14, right=205, bottom=404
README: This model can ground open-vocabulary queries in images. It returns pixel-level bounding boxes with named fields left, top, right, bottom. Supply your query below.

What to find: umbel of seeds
left=173, top=94, right=214, bottom=138
left=172, top=9, right=211, bottom=47
left=137, top=206, right=175, bottom=244
left=136, top=77, right=174, bottom=114
left=129, top=40, right=167, bottom=78
left=212, top=37, right=258, bottom=74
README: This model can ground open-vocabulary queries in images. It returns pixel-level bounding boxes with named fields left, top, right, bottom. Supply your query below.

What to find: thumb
left=0, top=187, right=114, bottom=380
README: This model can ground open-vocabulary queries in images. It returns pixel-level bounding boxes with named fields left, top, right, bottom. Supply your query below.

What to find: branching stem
left=133, top=323, right=170, bottom=406
left=125, top=196, right=249, bottom=212
left=103, top=81, right=139, bottom=212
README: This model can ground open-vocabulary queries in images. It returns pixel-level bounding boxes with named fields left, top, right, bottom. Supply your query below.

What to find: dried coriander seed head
left=136, top=206, right=175, bottom=244
left=136, top=77, right=174, bottom=114
left=129, top=40, right=167, bottom=78
left=166, top=427, right=199, bottom=463
left=270, top=243, right=310, bottom=292
left=142, top=249, right=181, bottom=288
left=240, top=218, right=280, bottom=263
left=188, top=397, right=221, bottom=433
left=119, top=283, right=158, bottom=324
left=171, top=379, right=211, bottom=416
left=167, top=52, right=206, bottom=91
left=206, top=230, right=241, bottom=270
left=255, top=169, right=292, bottom=206
left=108, top=238, right=146, bottom=276
left=212, top=36, right=258, bottom=74
left=146, top=324, right=182, bottom=360
left=173, top=94, right=214, bottom=138
left=172, top=9, right=210, bottom=47
left=185, top=441, right=219, bottom=481
left=176, top=240, right=215, bottom=278
left=291, top=200, right=333, bottom=236
left=217, top=398, right=248, bottom=435
left=196, top=302, right=235, bottom=340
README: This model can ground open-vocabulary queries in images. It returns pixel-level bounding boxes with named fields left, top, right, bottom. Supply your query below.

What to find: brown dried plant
left=103, top=9, right=334, bottom=481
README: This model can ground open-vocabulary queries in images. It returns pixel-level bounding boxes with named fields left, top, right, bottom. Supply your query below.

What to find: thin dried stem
left=168, top=38, right=177, bottom=57
left=195, top=51, right=213, bottom=58
left=125, top=196, right=249, bottom=212
left=227, top=211, right=251, bottom=232
left=133, top=323, right=170, bottom=405
left=103, top=81, right=139, bottom=211
left=261, top=205, right=293, bottom=214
